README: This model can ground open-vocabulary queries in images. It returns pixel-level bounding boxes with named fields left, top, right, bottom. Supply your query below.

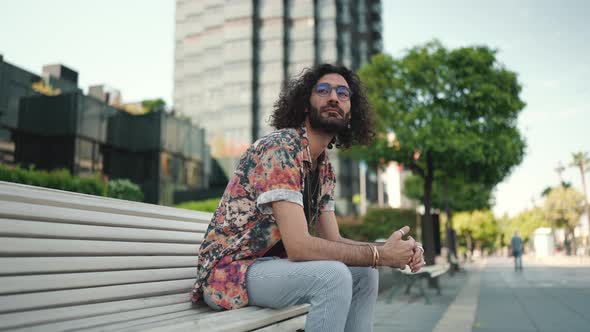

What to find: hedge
left=107, top=179, right=144, bottom=202
left=175, top=198, right=220, bottom=213
left=0, top=164, right=143, bottom=202
left=339, top=207, right=418, bottom=242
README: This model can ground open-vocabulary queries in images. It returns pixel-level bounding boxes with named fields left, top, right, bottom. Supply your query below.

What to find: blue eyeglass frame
left=314, top=83, right=352, bottom=101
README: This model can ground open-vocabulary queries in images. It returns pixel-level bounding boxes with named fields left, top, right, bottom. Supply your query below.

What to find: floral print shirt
left=191, top=127, right=336, bottom=309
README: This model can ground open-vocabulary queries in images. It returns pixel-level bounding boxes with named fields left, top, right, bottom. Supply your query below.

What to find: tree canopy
left=403, top=173, right=493, bottom=212
left=570, top=152, right=590, bottom=176
left=357, top=40, right=526, bottom=186
left=497, top=208, right=550, bottom=245
left=541, top=181, right=571, bottom=197
left=453, top=210, right=499, bottom=253
left=544, top=186, right=585, bottom=231
left=141, top=98, right=166, bottom=113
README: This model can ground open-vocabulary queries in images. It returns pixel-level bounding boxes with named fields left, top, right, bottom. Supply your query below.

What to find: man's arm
left=315, top=210, right=425, bottom=272
left=272, top=201, right=413, bottom=268
left=316, top=211, right=384, bottom=246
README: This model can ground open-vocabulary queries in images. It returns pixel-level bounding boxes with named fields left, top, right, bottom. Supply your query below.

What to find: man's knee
left=319, top=261, right=353, bottom=295
left=354, top=267, right=379, bottom=294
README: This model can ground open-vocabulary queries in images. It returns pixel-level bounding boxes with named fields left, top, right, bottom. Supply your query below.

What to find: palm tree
left=570, top=152, right=590, bottom=255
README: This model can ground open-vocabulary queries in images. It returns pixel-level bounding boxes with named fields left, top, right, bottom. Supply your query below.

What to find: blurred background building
left=0, top=55, right=210, bottom=205
left=173, top=0, right=406, bottom=214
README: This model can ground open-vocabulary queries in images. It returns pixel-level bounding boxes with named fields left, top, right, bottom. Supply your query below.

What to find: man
left=192, top=64, right=425, bottom=331
left=511, top=230, right=523, bottom=271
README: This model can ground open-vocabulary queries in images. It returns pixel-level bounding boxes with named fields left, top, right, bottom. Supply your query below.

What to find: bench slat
left=0, top=237, right=200, bottom=256
left=400, top=264, right=447, bottom=276
left=0, top=181, right=212, bottom=222
left=0, top=293, right=189, bottom=330
left=145, top=304, right=309, bottom=332
left=0, top=279, right=194, bottom=314
left=0, top=218, right=204, bottom=244
left=128, top=307, right=264, bottom=332
left=253, top=315, right=307, bottom=331
left=0, top=201, right=209, bottom=232
left=430, top=265, right=450, bottom=278
left=0, top=256, right=196, bottom=275
left=72, top=306, right=210, bottom=332
left=0, top=267, right=197, bottom=295
left=211, top=306, right=309, bottom=332
left=9, top=303, right=202, bottom=332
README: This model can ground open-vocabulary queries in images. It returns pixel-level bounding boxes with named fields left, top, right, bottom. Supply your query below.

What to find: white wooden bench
left=0, top=181, right=308, bottom=331
left=385, top=264, right=450, bottom=305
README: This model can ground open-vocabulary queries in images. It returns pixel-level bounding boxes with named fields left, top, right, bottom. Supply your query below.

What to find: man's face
left=307, top=73, right=352, bottom=134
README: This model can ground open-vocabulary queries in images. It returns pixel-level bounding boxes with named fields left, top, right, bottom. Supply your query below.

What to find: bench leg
left=386, top=284, right=399, bottom=304
left=387, top=272, right=412, bottom=304
left=404, top=275, right=421, bottom=295
left=419, top=278, right=431, bottom=304
left=404, top=279, right=412, bottom=295
left=386, top=271, right=404, bottom=304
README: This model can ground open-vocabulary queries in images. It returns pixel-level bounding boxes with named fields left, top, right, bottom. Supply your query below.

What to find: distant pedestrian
left=511, top=231, right=523, bottom=271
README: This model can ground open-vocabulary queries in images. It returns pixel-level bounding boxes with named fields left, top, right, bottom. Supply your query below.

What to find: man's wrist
left=376, top=246, right=385, bottom=267
left=366, top=244, right=378, bottom=268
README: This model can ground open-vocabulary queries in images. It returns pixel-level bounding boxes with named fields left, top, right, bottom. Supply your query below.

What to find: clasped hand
left=379, top=225, right=425, bottom=272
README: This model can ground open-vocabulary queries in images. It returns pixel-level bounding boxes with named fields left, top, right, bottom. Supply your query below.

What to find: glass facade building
left=174, top=0, right=382, bottom=214
left=0, top=56, right=81, bottom=166
left=0, top=56, right=210, bottom=205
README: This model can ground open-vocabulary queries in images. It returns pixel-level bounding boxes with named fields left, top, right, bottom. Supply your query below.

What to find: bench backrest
left=0, top=181, right=211, bottom=330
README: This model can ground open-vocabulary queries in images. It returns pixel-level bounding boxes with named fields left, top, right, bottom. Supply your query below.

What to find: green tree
left=357, top=41, right=526, bottom=266
left=403, top=173, right=493, bottom=212
left=142, top=98, right=166, bottom=113
left=497, top=207, right=550, bottom=246
left=569, top=152, right=590, bottom=255
left=453, top=210, right=499, bottom=255
left=541, top=181, right=572, bottom=197
left=543, top=186, right=585, bottom=255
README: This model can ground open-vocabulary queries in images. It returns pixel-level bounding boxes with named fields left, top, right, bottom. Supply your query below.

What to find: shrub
left=339, top=208, right=418, bottom=242
left=0, top=164, right=145, bottom=200
left=0, top=164, right=108, bottom=195
left=175, top=198, right=221, bottom=213
left=107, top=179, right=144, bottom=202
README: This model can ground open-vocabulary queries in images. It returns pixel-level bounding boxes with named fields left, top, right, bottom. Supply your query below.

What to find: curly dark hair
left=270, top=64, right=375, bottom=149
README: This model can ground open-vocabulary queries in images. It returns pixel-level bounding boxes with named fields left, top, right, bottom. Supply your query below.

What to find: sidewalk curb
left=432, top=260, right=485, bottom=332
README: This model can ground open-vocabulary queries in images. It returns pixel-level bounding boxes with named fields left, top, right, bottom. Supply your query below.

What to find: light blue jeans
left=205, top=258, right=379, bottom=332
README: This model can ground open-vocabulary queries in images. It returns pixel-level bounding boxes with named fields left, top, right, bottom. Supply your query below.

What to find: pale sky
left=1, top=0, right=588, bottom=216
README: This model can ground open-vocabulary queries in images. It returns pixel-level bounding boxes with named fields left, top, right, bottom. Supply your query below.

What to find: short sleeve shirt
left=191, top=127, right=336, bottom=309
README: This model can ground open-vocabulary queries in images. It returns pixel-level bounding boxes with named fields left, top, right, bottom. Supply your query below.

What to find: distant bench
left=449, top=253, right=461, bottom=275
left=386, top=264, right=450, bottom=304
left=0, top=181, right=308, bottom=331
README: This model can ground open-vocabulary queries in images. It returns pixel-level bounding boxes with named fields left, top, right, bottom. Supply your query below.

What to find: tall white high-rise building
left=174, top=0, right=382, bottom=213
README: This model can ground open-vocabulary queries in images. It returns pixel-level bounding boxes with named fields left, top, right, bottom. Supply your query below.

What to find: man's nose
left=327, top=88, right=340, bottom=103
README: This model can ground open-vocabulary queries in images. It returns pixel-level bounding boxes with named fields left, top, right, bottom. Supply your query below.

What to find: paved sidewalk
left=374, top=256, right=590, bottom=332
left=374, top=265, right=473, bottom=332
left=473, top=256, right=590, bottom=332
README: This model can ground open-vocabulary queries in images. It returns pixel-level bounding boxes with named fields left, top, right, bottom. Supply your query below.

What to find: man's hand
left=407, top=237, right=425, bottom=273
left=378, top=226, right=416, bottom=268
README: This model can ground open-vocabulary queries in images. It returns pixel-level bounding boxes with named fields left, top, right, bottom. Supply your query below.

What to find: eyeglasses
left=313, top=83, right=352, bottom=101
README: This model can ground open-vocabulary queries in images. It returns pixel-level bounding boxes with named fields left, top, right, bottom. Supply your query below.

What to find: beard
left=308, top=104, right=349, bottom=135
